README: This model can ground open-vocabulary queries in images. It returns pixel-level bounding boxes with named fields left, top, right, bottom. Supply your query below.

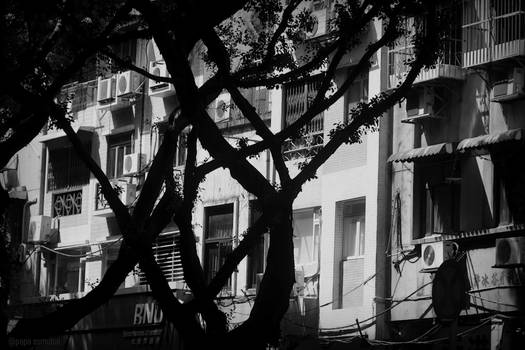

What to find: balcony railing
left=463, top=0, right=525, bottom=67
left=52, top=189, right=83, bottom=217
left=388, top=32, right=463, bottom=88
left=220, top=87, right=271, bottom=130
left=283, top=114, right=324, bottom=161
left=57, top=80, right=98, bottom=114
left=283, top=79, right=325, bottom=160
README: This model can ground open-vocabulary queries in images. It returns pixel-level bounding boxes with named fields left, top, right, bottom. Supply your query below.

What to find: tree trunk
left=227, top=202, right=295, bottom=349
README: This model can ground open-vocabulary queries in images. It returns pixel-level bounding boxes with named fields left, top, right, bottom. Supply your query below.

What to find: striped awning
left=387, top=142, right=455, bottom=163
left=457, top=129, right=523, bottom=152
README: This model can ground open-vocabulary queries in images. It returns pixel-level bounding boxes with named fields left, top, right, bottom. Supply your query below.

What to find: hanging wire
left=38, top=237, right=122, bottom=258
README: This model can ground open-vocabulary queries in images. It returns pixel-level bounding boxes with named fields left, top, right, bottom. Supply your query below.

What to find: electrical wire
left=319, top=280, right=433, bottom=332
left=37, top=237, right=122, bottom=258
left=468, top=293, right=519, bottom=309
left=368, top=316, right=494, bottom=346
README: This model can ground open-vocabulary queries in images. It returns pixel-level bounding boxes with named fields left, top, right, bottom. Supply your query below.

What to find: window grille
left=283, top=79, right=324, bottom=160
left=52, top=190, right=83, bottom=217
left=228, top=87, right=271, bottom=127
left=47, top=144, right=91, bottom=191
left=57, top=80, right=98, bottom=113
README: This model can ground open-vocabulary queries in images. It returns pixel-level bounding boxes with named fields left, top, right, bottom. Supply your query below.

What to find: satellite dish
left=432, top=259, right=468, bottom=323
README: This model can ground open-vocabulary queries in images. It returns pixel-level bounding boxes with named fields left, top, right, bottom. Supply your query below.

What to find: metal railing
left=57, top=80, right=98, bottom=114
left=463, top=0, right=525, bottom=66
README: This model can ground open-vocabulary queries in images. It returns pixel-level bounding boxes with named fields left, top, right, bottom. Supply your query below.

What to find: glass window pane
left=293, top=210, right=314, bottom=266
left=342, top=199, right=366, bottom=257
left=207, top=212, right=233, bottom=239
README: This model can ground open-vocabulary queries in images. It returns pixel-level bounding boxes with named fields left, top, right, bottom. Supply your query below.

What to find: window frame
left=46, top=142, right=91, bottom=192
left=203, top=204, right=235, bottom=291
left=246, top=201, right=267, bottom=290
left=106, top=132, right=133, bottom=179
left=341, top=199, right=366, bottom=259
left=344, top=73, right=369, bottom=124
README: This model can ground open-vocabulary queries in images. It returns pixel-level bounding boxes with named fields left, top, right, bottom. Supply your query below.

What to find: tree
left=2, top=0, right=447, bottom=349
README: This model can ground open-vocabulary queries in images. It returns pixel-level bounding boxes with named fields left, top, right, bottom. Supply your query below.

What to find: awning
left=387, top=142, right=455, bottom=163
left=38, top=125, right=95, bottom=143
left=457, top=128, right=523, bottom=152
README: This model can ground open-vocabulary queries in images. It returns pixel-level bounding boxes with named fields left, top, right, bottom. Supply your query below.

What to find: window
left=204, top=204, right=234, bottom=290
left=416, top=161, right=460, bottom=236
left=337, top=198, right=366, bottom=309
left=49, top=251, right=86, bottom=294
left=342, top=200, right=366, bottom=258
left=158, top=127, right=188, bottom=167
left=344, top=74, right=368, bottom=123
left=246, top=202, right=266, bottom=290
left=293, top=208, right=321, bottom=267
left=227, top=87, right=271, bottom=129
left=283, top=78, right=324, bottom=160
left=47, top=144, right=91, bottom=191
left=107, top=132, right=133, bottom=179
left=52, top=189, right=83, bottom=217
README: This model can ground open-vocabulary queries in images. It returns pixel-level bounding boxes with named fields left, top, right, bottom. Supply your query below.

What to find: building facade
left=3, top=1, right=524, bottom=349
left=387, top=0, right=525, bottom=348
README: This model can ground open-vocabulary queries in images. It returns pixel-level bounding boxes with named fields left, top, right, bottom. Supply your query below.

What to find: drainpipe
left=21, top=199, right=38, bottom=295
left=21, top=199, right=37, bottom=242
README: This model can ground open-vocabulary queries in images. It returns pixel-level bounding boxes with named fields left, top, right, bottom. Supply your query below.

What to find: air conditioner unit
left=491, top=68, right=525, bottom=102
left=421, top=241, right=455, bottom=271
left=305, top=2, right=328, bottom=38
left=122, top=153, right=146, bottom=176
left=97, top=76, right=115, bottom=107
left=116, top=70, right=141, bottom=97
left=403, top=87, right=439, bottom=123
left=116, top=181, right=137, bottom=206
left=213, top=93, right=231, bottom=123
left=27, top=215, right=52, bottom=242
left=148, top=60, right=175, bottom=97
left=494, top=237, right=525, bottom=268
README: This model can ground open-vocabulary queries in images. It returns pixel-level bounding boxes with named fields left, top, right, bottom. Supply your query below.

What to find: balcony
left=283, top=114, right=324, bottom=161
left=57, top=80, right=97, bottom=114
left=94, top=181, right=136, bottom=217
left=388, top=40, right=464, bottom=89
left=463, top=0, right=525, bottom=67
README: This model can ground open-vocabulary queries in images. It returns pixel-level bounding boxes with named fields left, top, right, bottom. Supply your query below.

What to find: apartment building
left=387, top=0, right=525, bottom=348
left=11, top=1, right=523, bottom=349
left=4, top=2, right=389, bottom=348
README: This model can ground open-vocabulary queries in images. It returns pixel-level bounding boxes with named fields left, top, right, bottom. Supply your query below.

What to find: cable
left=368, top=316, right=494, bottom=346
left=319, top=280, right=432, bottom=331
left=468, top=293, right=519, bottom=309
left=38, top=238, right=122, bottom=258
